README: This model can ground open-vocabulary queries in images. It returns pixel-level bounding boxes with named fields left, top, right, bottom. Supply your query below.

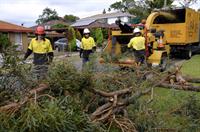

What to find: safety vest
left=81, top=37, right=96, bottom=50
left=28, top=38, right=53, bottom=65
left=128, top=36, right=145, bottom=50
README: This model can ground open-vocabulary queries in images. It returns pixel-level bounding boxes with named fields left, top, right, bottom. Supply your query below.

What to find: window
left=15, top=33, right=22, bottom=51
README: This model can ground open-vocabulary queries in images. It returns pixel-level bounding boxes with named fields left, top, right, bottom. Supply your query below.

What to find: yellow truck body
left=146, top=8, right=200, bottom=45
left=146, top=8, right=200, bottom=58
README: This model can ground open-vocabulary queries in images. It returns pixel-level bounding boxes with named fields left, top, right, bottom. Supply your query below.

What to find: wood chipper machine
left=146, top=7, right=200, bottom=59
left=100, top=19, right=170, bottom=71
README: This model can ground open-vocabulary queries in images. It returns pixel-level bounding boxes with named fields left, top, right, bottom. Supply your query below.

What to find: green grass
left=141, top=55, right=200, bottom=130
left=181, top=55, right=200, bottom=77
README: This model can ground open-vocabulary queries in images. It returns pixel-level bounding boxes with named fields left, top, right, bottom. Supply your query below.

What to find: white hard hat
left=133, top=28, right=141, bottom=33
left=83, top=28, right=90, bottom=34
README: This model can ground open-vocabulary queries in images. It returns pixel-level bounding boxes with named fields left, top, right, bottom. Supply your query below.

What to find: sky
left=0, top=0, right=200, bottom=27
left=0, top=0, right=117, bottom=27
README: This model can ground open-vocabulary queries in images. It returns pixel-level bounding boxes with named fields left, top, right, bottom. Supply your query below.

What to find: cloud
left=0, top=0, right=117, bottom=27
left=172, top=0, right=200, bottom=10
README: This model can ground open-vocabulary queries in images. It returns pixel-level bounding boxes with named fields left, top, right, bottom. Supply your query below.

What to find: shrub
left=67, top=26, right=76, bottom=51
left=102, top=28, right=108, bottom=39
left=0, top=33, right=10, bottom=52
left=95, top=28, right=103, bottom=47
left=75, top=29, right=82, bottom=41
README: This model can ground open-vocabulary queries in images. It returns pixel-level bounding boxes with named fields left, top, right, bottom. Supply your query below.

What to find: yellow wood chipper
left=100, top=7, right=200, bottom=70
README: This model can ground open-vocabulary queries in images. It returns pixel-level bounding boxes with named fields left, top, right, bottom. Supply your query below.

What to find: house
left=0, top=20, right=33, bottom=52
left=31, top=20, right=69, bottom=30
left=71, top=11, right=135, bottom=29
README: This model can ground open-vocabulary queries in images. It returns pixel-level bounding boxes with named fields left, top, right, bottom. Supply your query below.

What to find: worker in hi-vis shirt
left=80, top=28, right=96, bottom=66
left=24, top=26, right=53, bottom=80
left=128, top=27, right=145, bottom=66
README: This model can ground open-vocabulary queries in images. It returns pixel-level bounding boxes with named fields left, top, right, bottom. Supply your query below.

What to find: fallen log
left=29, top=83, right=49, bottom=95
left=0, top=83, right=48, bottom=113
left=90, top=102, right=112, bottom=121
left=183, top=76, right=200, bottom=83
left=159, top=83, right=200, bottom=92
left=91, top=88, right=132, bottom=97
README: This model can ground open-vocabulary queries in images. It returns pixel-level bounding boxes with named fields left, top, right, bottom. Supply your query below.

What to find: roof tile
left=0, top=20, right=33, bottom=33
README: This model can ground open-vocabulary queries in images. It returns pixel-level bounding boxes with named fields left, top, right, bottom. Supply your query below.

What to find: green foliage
left=1, top=46, right=200, bottom=131
left=110, top=1, right=127, bottom=12
left=2, top=45, right=21, bottom=68
left=95, top=28, right=104, bottom=47
left=67, top=26, right=77, bottom=51
left=0, top=97, right=99, bottom=132
left=63, top=14, right=79, bottom=23
left=129, top=106, right=160, bottom=131
left=51, top=23, right=68, bottom=29
left=181, top=55, right=200, bottom=77
left=173, top=95, right=200, bottom=130
left=89, top=28, right=96, bottom=39
left=110, top=0, right=174, bottom=19
left=102, top=28, right=109, bottom=39
left=0, top=33, right=10, bottom=52
left=75, top=29, right=82, bottom=41
left=48, top=62, right=93, bottom=94
left=36, top=7, right=59, bottom=24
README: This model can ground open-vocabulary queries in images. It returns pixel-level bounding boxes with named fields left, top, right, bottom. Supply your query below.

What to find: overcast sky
left=0, top=0, right=200, bottom=27
left=0, top=0, right=117, bottom=27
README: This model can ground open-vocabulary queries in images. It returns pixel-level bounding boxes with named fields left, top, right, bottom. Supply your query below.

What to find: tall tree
left=63, top=15, right=79, bottom=23
left=36, top=7, right=59, bottom=24
left=110, top=0, right=174, bottom=18
left=67, top=26, right=76, bottom=51
left=75, top=30, right=82, bottom=41
left=95, top=28, right=104, bottom=47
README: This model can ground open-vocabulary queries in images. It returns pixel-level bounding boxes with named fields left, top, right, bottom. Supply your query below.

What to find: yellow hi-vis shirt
left=81, top=37, right=96, bottom=50
left=28, top=38, right=53, bottom=53
left=127, top=36, right=145, bottom=50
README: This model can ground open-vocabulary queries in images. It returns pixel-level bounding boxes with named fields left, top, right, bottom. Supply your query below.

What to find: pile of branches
left=83, top=65, right=200, bottom=131
left=157, top=66, right=200, bottom=91
left=0, top=53, right=200, bottom=132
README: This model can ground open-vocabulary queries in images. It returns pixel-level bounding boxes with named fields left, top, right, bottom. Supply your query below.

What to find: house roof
left=71, top=19, right=96, bottom=27
left=73, top=21, right=119, bottom=29
left=45, top=20, right=69, bottom=26
left=71, top=11, right=135, bottom=28
left=0, top=20, right=33, bottom=33
left=31, top=20, right=69, bottom=30
left=82, top=11, right=135, bottom=20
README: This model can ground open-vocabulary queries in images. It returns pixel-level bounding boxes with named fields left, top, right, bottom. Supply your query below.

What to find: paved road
left=54, top=52, right=186, bottom=72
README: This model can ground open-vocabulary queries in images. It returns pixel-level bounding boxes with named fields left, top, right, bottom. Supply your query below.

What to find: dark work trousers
left=82, top=50, right=92, bottom=66
left=32, top=64, right=48, bottom=80
left=134, top=50, right=146, bottom=64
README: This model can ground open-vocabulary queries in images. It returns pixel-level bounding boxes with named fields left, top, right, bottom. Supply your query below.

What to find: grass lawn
left=181, top=55, right=200, bottom=77
left=141, top=55, right=200, bottom=130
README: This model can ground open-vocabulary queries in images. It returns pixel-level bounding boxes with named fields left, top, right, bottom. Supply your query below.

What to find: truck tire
left=160, top=55, right=167, bottom=72
left=185, top=49, right=192, bottom=59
